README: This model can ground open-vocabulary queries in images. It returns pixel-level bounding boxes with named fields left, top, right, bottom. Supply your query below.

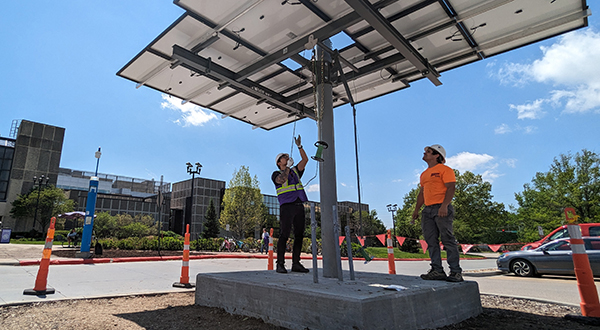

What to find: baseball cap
left=425, top=144, right=446, bottom=160
left=275, top=153, right=289, bottom=165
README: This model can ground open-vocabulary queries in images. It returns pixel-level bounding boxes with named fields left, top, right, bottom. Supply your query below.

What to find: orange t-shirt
left=420, top=164, right=456, bottom=206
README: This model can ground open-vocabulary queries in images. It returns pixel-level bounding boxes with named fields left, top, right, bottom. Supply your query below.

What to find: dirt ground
left=0, top=292, right=593, bottom=330
left=1, top=247, right=594, bottom=329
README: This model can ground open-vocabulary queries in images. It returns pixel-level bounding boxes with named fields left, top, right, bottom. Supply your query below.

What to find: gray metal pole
left=316, top=40, right=341, bottom=278
left=332, top=205, right=343, bottom=281
left=345, top=225, right=355, bottom=280
left=311, top=202, right=318, bottom=283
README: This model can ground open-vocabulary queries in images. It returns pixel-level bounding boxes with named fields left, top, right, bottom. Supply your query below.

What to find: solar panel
left=117, top=0, right=590, bottom=130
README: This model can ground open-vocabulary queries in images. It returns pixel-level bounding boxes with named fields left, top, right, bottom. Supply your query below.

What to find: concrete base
left=173, top=282, right=195, bottom=288
left=195, top=270, right=482, bottom=330
left=75, top=251, right=92, bottom=259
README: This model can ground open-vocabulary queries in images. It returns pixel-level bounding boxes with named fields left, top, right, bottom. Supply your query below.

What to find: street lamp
left=185, top=162, right=202, bottom=235
left=386, top=203, right=398, bottom=247
left=33, top=175, right=50, bottom=231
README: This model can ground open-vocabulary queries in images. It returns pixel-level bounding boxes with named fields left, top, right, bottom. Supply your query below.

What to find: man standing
left=272, top=135, right=310, bottom=274
left=412, top=144, right=463, bottom=282
left=260, top=228, right=269, bottom=254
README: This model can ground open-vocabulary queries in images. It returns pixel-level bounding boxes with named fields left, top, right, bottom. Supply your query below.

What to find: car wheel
left=511, top=259, right=535, bottom=277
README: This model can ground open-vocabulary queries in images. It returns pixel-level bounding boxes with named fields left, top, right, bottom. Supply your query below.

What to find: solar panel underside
left=117, top=0, right=589, bottom=130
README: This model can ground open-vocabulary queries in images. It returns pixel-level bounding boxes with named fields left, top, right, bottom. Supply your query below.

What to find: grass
left=10, top=238, right=66, bottom=245
left=364, top=247, right=484, bottom=259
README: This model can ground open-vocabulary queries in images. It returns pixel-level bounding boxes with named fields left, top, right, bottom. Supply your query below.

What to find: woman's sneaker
left=420, top=269, right=447, bottom=280
left=446, top=272, right=464, bottom=282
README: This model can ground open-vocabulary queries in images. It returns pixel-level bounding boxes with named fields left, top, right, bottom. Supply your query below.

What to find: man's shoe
left=446, top=272, right=464, bottom=282
left=291, top=263, right=309, bottom=273
left=420, top=269, right=447, bottom=280
left=276, top=264, right=287, bottom=274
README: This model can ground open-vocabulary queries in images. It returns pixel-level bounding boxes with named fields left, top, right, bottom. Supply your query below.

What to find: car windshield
left=548, top=228, right=569, bottom=241
left=536, top=240, right=570, bottom=251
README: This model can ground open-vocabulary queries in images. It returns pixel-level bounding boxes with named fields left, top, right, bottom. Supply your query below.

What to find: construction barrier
left=268, top=228, right=274, bottom=270
left=173, top=224, right=195, bottom=288
left=387, top=229, right=396, bottom=275
left=24, top=217, right=57, bottom=295
left=565, top=208, right=600, bottom=318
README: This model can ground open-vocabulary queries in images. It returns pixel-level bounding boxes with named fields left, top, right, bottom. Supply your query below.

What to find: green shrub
left=117, top=223, right=149, bottom=239
left=161, top=236, right=184, bottom=250
left=191, top=238, right=220, bottom=251
left=160, top=231, right=180, bottom=239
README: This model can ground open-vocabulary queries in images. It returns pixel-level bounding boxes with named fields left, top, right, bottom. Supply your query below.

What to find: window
left=547, top=241, right=571, bottom=251
left=549, top=228, right=569, bottom=241
left=588, top=227, right=600, bottom=236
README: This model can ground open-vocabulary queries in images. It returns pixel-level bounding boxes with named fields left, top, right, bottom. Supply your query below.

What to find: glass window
left=549, top=228, right=569, bottom=240
left=588, top=227, right=600, bottom=236
left=546, top=241, right=571, bottom=251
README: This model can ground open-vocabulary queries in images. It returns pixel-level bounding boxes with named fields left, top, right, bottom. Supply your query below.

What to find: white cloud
left=161, top=94, right=218, bottom=126
left=446, top=152, right=494, bottom=172
left=493, top=29, right=600, bottom=116
left=504, top=159, right=517, bottom=168
left=494, top=123, right=511, bottom=134
left=509, top=99, right=545, bottom=120
left=340, top=182, right=347, bottom=187
left=392, top=179, right=402, bottom=183
left=306, top=184, right=319, bottom=193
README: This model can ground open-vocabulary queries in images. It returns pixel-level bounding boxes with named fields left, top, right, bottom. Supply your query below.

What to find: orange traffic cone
left=268, top=228, right=274, bottom=270
left=24, top=217, right=57, bottom=295
left=173, top=224, right=195, bottom=288
left=387, top=229, right=396, bottom=275
left=563, top=208, right=600, bottom=318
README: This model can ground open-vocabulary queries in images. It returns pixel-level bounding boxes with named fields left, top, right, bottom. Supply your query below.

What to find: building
left=1, top=119, right=369, bottom=239
left=57, top=168, right=171, bottom=229
left=170, top=177, right=225, bottom=239
left=0, top=120, right=65, bottom=232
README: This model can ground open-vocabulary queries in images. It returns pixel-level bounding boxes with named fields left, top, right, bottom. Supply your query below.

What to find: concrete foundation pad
left=195, top=270, right=482, bottom=330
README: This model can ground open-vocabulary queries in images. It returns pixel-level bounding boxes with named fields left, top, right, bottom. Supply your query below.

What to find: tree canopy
left=395, top=170, right=509, bottom=244
left=219, top=166, right=264, bottom=238
left=10, top=185, right=75, bottom=232
left=515, top=149, right=600, bottom=241
left=202, top=199, right=220, bottom=238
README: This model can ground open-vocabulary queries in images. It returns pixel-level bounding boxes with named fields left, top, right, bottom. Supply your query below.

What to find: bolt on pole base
left=23, top=288, right=55, bottom=296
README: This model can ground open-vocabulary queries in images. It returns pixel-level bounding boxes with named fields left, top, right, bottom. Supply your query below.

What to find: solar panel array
left=118, top=0, right=589, bottom=130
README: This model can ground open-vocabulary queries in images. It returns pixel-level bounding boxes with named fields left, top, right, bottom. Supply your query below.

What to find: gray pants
left=421, top=204, right=462, bottom=274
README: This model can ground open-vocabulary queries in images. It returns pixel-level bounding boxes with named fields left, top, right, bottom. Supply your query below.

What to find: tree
left=515, top=149, right=600, bottom=241
left=10, top=185, right=75, bottom=233
left=348, top=210, right=386, bottom=236
left=219, top=166, right=264, bottom=238
left=202, top=199, right=220, bottom=238
left=395, top=170, right=509, bottom=244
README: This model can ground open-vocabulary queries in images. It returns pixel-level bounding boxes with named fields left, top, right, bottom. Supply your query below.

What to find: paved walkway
left=0, top=243, right=588, bottom=308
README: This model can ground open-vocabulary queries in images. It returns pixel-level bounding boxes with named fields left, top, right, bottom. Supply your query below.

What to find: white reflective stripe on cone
left=184, top=244, right=190, bottom=250
left=182, top=261, right=189, bottom=267
left=572, top=244, right=586, bottom=254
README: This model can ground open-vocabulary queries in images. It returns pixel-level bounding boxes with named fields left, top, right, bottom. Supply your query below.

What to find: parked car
left=521, top=223, right=600, bottom=250
left=498, top=237, right=600, bottom=277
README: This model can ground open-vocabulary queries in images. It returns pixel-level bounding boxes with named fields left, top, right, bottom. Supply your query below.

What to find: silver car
left=497, top=237, right=600, bottom=277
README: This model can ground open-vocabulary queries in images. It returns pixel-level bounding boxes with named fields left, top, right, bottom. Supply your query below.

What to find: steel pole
left=316, top=40, right=341, bottom=278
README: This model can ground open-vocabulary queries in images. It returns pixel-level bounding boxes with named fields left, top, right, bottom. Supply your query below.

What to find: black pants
left=277, top=202, right=305, bottom=265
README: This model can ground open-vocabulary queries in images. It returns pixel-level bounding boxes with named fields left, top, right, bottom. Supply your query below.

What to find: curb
left=15, top=254, right=482, bottom=266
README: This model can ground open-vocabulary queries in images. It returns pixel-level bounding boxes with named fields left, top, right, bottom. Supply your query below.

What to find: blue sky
left=1, top=2, right=599, bottom=228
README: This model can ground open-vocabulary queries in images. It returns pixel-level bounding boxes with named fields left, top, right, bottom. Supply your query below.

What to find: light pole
left=386, top=203, right=398, bottom=247
left=32, top=175, right=50, bottom=231
left=185, top=162, right=202, bottom=236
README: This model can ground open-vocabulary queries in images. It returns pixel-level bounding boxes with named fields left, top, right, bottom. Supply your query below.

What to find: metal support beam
left=235, top=11, right=364, bottom=82
left=172, top=45, right=315, bottom=120
left=316, top=40, right=341, bottom=279
left=344, top=0, right=442, bottom=86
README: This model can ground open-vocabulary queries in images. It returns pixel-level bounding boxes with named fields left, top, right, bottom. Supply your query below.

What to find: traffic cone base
left=173, top=282, right=195, bottom=288
left=23, top=288, right=55, bottom=296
